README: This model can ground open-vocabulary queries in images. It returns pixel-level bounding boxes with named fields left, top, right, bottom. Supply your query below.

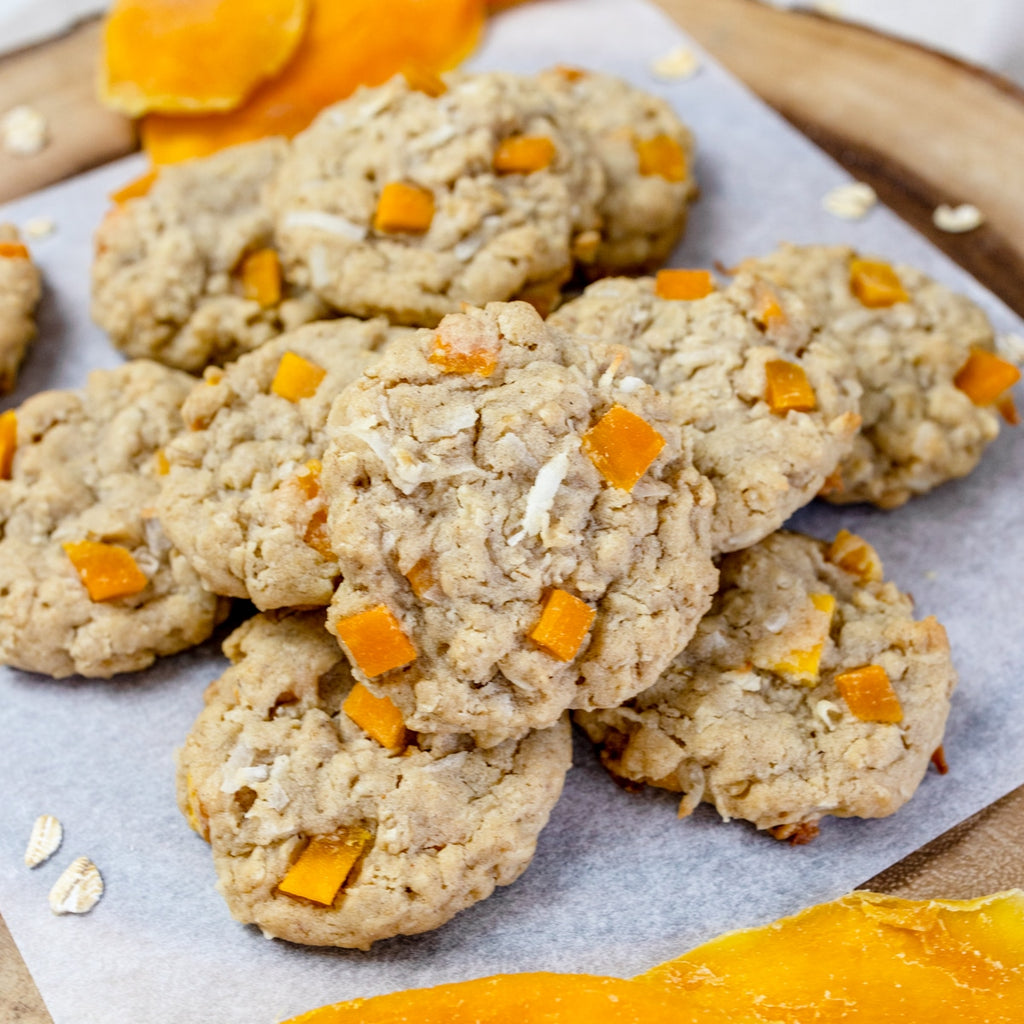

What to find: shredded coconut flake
left=616, top=375, right=646, bottom=394
left=932, top=203, right=983, bottom=233
left=453, top=236, right=483, bottom=261
left=996, top=332, right=1024, bottom=366
left=2, top=105, right=48, bottom=156
left=649, top=46, right=700, bottom=81
left=763, top=609, right=790, bottom=633
left=283, top=210, right=367, bottom=242
left=508, top=448, right=572, bottom=546
left=822, top=181, right=877, bottom=221
left=815, top=699, right=844, bottom=731
left=23, top=216, right=55, bottom=239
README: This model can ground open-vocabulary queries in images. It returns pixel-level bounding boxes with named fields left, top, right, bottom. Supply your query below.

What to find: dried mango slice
left=835, top=664, right=903, bottom=723
left=529, top=589, right=596, bottom=662
left=582, top=404, right=666, bottom=491
left=827, top=528, right=883, bottom=583
left=336, top=604, right=417, bottom=678
left=849, top=257, right=909, bottom=307
left=639, top=890, right=1024, bottom=1022
left=154, top=449, right=170, bottom=476
left=493, top=135, right=556, bottom=175
left=343, top=682, right=407, bottom=749
left=374, top=182, right=435, bottom=234
left=109, top=168, right=158, bottom=204
left=0, top=409, right=16, bottom=480
left=953, top=348, right=1021, bottom=406
left=429, top=330, right=499, bottom=377
left=100, top=0, right=310, bottom=116
left=403, top=65, right=448, bottom=97
left=654, top=268, right=714, bottom=301
left=405, top=558, right=437, bottom=599
left=141, top=0, right=485, bottom=164
left=239, top=248, right=282, bottom=308
left=0, top=241, right=30, bottom=260
left=62, top=541, right=148, bottom=602
left=277, top=828, right=371, bottom=906
left=998, top=393, right=1020, bottom=425
left=764, top=360, right=816, bottom=414
left=753, top=286, right=787, bottom=331
left=271, top=351, right=327, bottom=402
left=634, top=134, right=687, bottom=182
left=768, top=593, right=835, bottom=685
left=288, top=460, right=333, bottom=558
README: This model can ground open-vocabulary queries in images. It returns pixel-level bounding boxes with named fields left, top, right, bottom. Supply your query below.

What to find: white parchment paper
left=1, top=1, right=1023, bottom=1021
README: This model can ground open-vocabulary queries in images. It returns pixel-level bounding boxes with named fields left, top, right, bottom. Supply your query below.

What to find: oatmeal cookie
left=0, top=360, right=228, bottom=678
left=158, top=318, right=412, bottom=609
left=576, top=530, right=956, bottom=835
left=739, top=243, right=1010, bottom=507
left=539, top=66, right=697, bottom=275
left=550, top=274, right=861, bottom=552
left=177, top=609, right=572, bottom=949
left=0, top=223, right=42, bottom=393
left=267, top=72, right=605, bottom=326
left=322, top=301, right=717, bottom=745
left=91, top=140, right=327, bottom=373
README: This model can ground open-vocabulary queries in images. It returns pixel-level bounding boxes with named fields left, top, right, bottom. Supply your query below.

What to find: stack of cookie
left=2, top=66, right=1019, bottom=950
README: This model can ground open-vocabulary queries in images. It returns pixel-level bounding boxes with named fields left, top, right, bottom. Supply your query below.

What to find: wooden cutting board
left=2, top=1, right=1022, bottom=1019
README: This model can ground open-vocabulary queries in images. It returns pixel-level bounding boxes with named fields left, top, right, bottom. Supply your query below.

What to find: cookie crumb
left=49, top=857, right=104, bottom=915
left=995, top=332, right=1024, bottom=366
left=24, top=814, right=63, bottom=868
left=23, top=216, right=55, bottom=239
left=2, top=105, right=49, bottom=156
left=932, top=203, right=983, bottom=233
left=649, top=46, right=700, bottom=81
left=822, top=182, right=876, bottom=221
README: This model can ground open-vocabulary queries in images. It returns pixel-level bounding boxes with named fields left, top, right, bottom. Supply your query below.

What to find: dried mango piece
left=343, top=682, right=407, bottom=749
left=239, top=248, right=282, bottom=308
left=100, top=0, right=310, bottom=116
left=654, top=268, right=714, bottom=301
left=639, top=890, right=1024, bottom=1023
left=403, top=65, right=447, bottom=97
left=271, top=351, right=327, bottom=402
left=849, top=257, right=909, bottom=307
left=835, top=664, right=903, bottom=723
left=998, top=393, right=1020, bottom=425
left=827, top=528, right=883, bottom=583
left=493, top=135, right=556, bottom=175
left=769, top=593, right=835, bottom=685
left=183, top=771, right=210, bottom=841
left=141, top=0, right=485, bottom=163
left=953, top=348, right=1021, bottom=406
left=288, top=461, right=333, bottom=558
left=0, top=241, right=30, bottom=260
left=0, top=409, right=16, bottom=480
left=154, top=448, right=170, bottom=476
left=753, top=286, right=787, bottom=331
left=530, top=589, right=596, bottom=662
left=336, top=604, right=417, bottom=678
left=277, top=828, right=371, bottom=906
left=405, top=558, right=437, bottom=599
left=764, top=360, right=816, bottom=414
left=109, top=168, right=158, bottom=204
left=634, top=134, right=687, bottom=182
left=374, top=182, right=435, bottom=234
left=62, top=540, right=148, bottom=602
left=582, top=404, right=666, bottom=491
left=429, top=330, right=499, bottom=377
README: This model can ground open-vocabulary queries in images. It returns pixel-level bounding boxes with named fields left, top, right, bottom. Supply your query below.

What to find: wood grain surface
left=1, top=4, right=1022, bottom=1021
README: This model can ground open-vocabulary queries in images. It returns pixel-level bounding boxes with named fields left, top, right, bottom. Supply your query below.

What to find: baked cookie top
left=0, top=360, right=228, bottom=678
left=0, top=223, right=42, bottom=394
left=158, top=318, right=412, bottom=610
left=177, top=609, right=572, bottom=949
left=739, top=243, right=1012, bottom=508
left=539, top=66, right=697, bottom=275
left=550, top=273, right=862, bottom=553
left=91, top=139, right=327, bottom=373
left=321, top=301, right=717, bottom=745
left=576, top=529, right=956, bottom=837
left=267, top=72, right=606, bottom=327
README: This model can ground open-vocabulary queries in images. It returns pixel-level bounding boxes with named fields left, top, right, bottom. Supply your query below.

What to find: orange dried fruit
left=343, top=682, right=407, bottom=749
left=62, top=541, right=148, bottom=602
left=277, top=828, right=371, bottom=906
left=0, top=409, right=16, bottom=480
left=953, top=348, right=1021, bottom=406
left=109, top=168, right=158, bottom=204
left=374, top=182, right=435, bottom=234
left=764, top=360, right=816, bottom=414
left=239, top=248, right=282, bottom=308
left=402, top=64, right=448, bottom=97
left=492, top=135, right=556, bottom=175
left=634, top=134, right=687, bottom=182
left=849, top=257, right=909, bottom=307
left=768, top=593, right=835, bottom=685
left=140, top=0, right=486, bottom=164
left=835, top=664, right=903, bottom=723
left=336, top=604, right=417, bottom=678
left=827, top=528, right=883, bottom=583
left=100, top=0, right=310, bottom=116
left=654, top=268, right=715, bottom=301
left=582, top=404, right=666, bottom=491
left=529, top=589, right=596, bottom=662
left=429, top=329, right=499, bottom=377
left=405, top=558, right=438, bottom=599
left=271, top=351, right=327, bottom=402
left=0, top=241, right=30, bottom=260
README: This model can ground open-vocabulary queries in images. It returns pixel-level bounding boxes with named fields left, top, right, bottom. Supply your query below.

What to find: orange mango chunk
left=634, top=134, right=687, bottom=182
left=100, top=0, right=310, bottom=116
left=282, top=972, right=687, bottom=1024
left=336, top=604, right=417, bottom=678
left=62, top=540, right=148, bottom=602
left=654, top=268, right=714, bottom=301
left=529, top=588, right=596, bottom=662
left=492, top=135, right=556, bottom=175
left=405, top=557, right=437, bottom=599
left=343, top=682, right=407, bottom=749
left=770, top=593, right=835, bottom=685
left=953, top=348, right=1021, bottom=406
left=827, top=528, right=883, bottom=583
left=849, top=257, right=909, bottom=307
left=753, top=286, right=788, bottom=331
left=428, top=331, right=499, bottom=377
left=0, top=241, right=30, bottom=260
left=154, top=448, right=170, bottom=476
left=271, top=351, right=327, bottom=402
left=835, top=664, right=903, bottom=723
left=373, top=182, right=435, bottom=234
left=277, top=828, right=371, bottom=906
left=240, top=247, right=282, bottom=307
left=997, top=393, right=1020, bottom=425
left=403, top=64, right=447, bottom=97
left=290, top=460, right=333, bottom=558
left=109, top=168, right=158, bottom=204
left=582, top=404, right=666, bottom=491
left=0, top=409, right=16, bottom=480
left=764, top=360, right=816, bottom=414
left=183, top=771, right=210, bottom=841
left=638, top=890, right=1024, bottom=1023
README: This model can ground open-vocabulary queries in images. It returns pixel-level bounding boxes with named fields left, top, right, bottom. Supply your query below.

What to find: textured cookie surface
left=551, top=274, right=861, bottom=552
left=158, top=318, right=412, bottom=609
left=92, top=139, right=326, bottom=372
left=268, top=73, right=605, bottom=326
left=0, top=361, right=227, bottom=678
left=576, top=530, right=956, bottom=834
left=740, top=243, right=1005, bottom=507
left=177, top=609, right=572, bottom=949
left=0, top=224, right=42, bottom=393
left=322, top=301, right=717, bottom=744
